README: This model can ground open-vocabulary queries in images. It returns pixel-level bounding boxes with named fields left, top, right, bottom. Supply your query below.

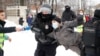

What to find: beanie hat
left=39, top=4, right=51, bottom=14
left=94, top=9, right=100, bottom=19
left=53, top=18, right=61, bottom=23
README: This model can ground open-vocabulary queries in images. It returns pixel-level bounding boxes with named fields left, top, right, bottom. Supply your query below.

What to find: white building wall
left=6, top=6, right=28, bottom=26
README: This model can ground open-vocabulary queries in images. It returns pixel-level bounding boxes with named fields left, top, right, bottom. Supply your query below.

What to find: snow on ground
left=4, top=30, right=37, bottom=56
left=3, top=30, right=80, bottom=56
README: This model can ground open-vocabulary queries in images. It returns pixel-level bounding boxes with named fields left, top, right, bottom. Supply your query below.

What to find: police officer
left=31, top=4, right=58, bottom=56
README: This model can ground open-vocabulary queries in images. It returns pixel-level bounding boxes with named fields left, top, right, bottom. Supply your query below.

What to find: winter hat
left=53, top=18, right=61, bottom=23
left=39, top=4, right=51, bottom=14
left=94, top=9, right=100, bottom=19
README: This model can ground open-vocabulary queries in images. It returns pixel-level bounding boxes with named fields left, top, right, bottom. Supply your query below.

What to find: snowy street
left=4, top=30, right=37, bottom=56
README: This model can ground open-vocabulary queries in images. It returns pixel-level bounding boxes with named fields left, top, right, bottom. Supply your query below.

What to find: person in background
left=62, top=5, right=77, bottom=31
left=85, top=14, right=91, bottom=22
left=61, top=5, right=76, bottom=22
left=19, top=16, right=24, bottom=26
left=31, top=4, right=58, bottom=56
left=74, top=12, right=84, bottom=34
left=26, top=14, right=33, bottom=26
left=0, top=10, right=22, bottom=56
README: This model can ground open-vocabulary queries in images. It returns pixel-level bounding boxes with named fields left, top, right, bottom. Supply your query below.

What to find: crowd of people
left=0, top=3, right=100, bottom=56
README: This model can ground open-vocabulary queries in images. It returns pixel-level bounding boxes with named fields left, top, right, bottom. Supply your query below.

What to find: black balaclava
left=65, top=5, right=70, bottom=11
left=42, top=14, right=51, bottom=20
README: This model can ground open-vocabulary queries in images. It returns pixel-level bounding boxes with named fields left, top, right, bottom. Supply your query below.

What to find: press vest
left=0, top=25, right=4, bottom=49
left=74, top=25, right=83, bottom=33
left=0, top=33, right=4, bottom=48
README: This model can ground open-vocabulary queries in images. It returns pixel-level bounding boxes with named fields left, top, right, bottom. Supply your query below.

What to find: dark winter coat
left=31, top=13, right=57, bottom=45
left=81, top=16, right=100, bottom=56
left=0, top=20, right=16, bottom=33
left=91, top=17, right=100, bottom=47
left=92, top=10, right=100, bottom=47
left=61, top=10, right=76, bottom=22
left=27, top=17, right=33, bottom=26
left=47, top=19, right=81, bottom=50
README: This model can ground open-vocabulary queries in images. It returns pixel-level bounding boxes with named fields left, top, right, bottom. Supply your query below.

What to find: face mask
left=52, top=22, right=59, bottom=29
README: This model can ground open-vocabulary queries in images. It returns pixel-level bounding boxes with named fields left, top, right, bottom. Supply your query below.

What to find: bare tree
left=49, top=0, right=51, bottom=4
left=55, top=0, right=57, bottom=12
left=40, top=0, right=44, bottom=5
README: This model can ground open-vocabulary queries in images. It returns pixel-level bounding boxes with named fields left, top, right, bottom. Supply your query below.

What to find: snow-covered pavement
left=3, top=30, right=80, bottom=56
left=4, top=30, right=37, bottom=56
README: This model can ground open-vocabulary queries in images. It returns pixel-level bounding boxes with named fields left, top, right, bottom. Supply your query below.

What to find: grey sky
left=57, top=0, right=100, bottom=6
left=86, top=0, right=100, bottom=6
left=92, top=0, right=100, bottom=5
